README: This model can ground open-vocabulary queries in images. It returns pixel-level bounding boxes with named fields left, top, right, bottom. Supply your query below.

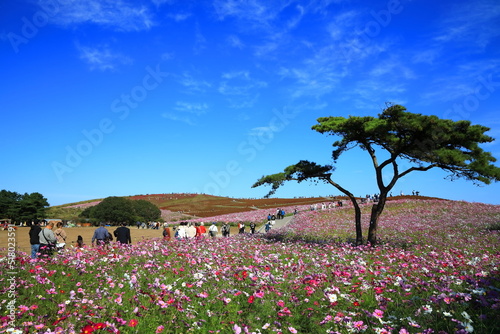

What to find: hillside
left=50, top=193, right=440, bottom=221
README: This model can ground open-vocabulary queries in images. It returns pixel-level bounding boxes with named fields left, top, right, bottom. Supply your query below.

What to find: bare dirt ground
left=0, top=225, right=242, bottom=255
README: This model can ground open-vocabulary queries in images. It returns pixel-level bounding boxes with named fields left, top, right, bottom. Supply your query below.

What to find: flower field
left=1, top=199, right=499, bottom=333
left=169, top=203, right=330, bottom=225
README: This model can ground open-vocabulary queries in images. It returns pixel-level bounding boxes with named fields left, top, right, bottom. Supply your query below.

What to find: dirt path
left=256, top=215, right=294, bottom=233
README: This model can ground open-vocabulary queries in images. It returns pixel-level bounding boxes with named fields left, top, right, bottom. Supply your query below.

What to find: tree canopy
left=0, top=190, right=49, bottom=223
left=80, top=196, right=161, bottom=225
left=253, top=104, right=500, bottom=245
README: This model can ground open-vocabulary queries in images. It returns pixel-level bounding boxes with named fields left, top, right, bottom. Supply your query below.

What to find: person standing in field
left=114, top=222, right=132, bottom=245
left=238, top=222, right=245, bottom=234
left=92, top=222, right=113, bottom=247
left=38, top=221, right=57, bottom=257
left=54, top=221, right=67, bottom=250
left=194, top=222, right=203, bottom=239
left=222, top=222, right=230, bottom=237
left=200, top=222, right=207, bottom=237
left=186, top=222, right=196, bottom=239
left=250, top=222, right=256, bottom=234
left=176, top=222, right=188, bottom=240
left=208, top=222, right=218, bottom=238
left=29, top=221, right=42, bottom=259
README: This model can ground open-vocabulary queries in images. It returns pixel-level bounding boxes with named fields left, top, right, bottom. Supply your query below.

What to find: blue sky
left=1, top=0, right=500, bottom=206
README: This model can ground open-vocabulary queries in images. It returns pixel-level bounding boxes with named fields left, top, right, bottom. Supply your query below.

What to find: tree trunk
left=346, top=195, right=363, bottom=245
left=367, top=194, right=387, bottom=246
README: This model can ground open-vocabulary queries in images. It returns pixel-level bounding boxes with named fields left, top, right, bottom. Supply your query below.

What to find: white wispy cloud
left=248, top=125, right=281, bottom=137
left=227, top=35, right=245, bottom=49
left=285, top=4, right=305, bottom=30
left=420, top=59, right=500, bottom=103
left=193, top=23, right=208, bottom=54
left=213, top=0, right=271, bottom=24
left=369, top=59, right=416, bottom=80
left=214, top=0, right=312, bottom=58
left=161, top=112, right=196, bottom=126
left=178, top=72, right=212, bottom=94
left=326, top=10, right=359, bottom=41
left=77, top=44, right=132, bottom=71
left=151, top=0, right=175, bottom=7
left=278, top=45, right=348, bottom=98
left=45, top=0, right=155, bottom=31
left=410, top=1, right=500, bottom=106
left=221, top=71, right=250, bottom=80
left=411, top=49, right=441, bottom=65
left=162, top=101, right=209, bottom=125
left=218, top=71, right=267, bottom=108
left=168, top=12, right=192, bottom=22
left=174, top=101, right=209, bottom=116
left=433, top=0, right=500, bottom=50
left=161, top=52, right=174, bottom=61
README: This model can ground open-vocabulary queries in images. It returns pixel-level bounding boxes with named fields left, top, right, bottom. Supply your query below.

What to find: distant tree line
left=0, top=190, right=49, bottom=223
left=80, top=196, right=161, bottom=225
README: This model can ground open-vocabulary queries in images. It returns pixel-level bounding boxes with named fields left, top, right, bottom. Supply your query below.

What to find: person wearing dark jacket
left=114, top=223, right=132, bottom=244
left=29, top=221, right=42, bottom=259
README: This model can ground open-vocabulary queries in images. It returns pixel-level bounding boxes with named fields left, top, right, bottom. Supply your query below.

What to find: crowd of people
left=28, top=207, right=291, bottom=259
left=28, top=221, right=133, bottom=259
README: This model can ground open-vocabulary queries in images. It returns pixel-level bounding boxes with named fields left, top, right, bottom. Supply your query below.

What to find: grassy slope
left=47, top=193, right=444, bottom=221
left=47, top=193, right=351, bottom=220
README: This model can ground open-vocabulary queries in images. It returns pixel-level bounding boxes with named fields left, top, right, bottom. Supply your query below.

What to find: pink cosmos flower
left=373, top=309, right=384, bottom=319
left=197, top=292, right=209, bottom=298
left=320, top=315, right=332, bottom=325
left=254, top=291, right=265, bottom=298
left=353, top=321, right=367, bottom=332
